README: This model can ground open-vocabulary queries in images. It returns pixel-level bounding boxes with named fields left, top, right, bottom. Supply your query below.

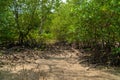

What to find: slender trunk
left=13, top=0, right=22, bottom=44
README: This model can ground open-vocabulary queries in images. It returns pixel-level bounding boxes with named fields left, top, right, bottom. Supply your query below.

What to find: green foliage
left=112, top=47, right=120, bottom=55
left=0, top=0, right=120, bottom=49
left=0, top=0, right=120, bottom=65
left=0, top=0, right=61, bottom=45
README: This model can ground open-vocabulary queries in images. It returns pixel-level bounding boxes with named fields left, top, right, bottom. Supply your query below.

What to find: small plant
left=112, top=47, right=120, bottom=55
left=0, top=51, right=3, bottom=56
left=110, top=47, right=120, bottom=66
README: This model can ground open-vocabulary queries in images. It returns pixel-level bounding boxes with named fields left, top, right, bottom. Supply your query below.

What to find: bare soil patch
left=0, top=48, right=120, bottom=80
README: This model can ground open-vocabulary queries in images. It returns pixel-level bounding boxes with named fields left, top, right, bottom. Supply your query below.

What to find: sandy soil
left=0, top=49, right=120, bottom=80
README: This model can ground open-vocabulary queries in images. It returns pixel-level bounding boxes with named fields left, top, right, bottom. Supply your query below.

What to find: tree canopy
left=0, top=0, right=120, bottom=65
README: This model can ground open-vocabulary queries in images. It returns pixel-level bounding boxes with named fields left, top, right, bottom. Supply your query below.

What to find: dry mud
left=0, top=49, right=120, bottom=80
